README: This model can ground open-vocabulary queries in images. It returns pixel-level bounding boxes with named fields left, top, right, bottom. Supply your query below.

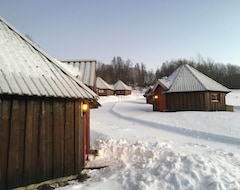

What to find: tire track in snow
left=109, top=102, right=240, bottom=146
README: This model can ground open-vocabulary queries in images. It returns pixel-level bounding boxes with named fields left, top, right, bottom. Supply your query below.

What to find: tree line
left=96, top=56, right=240, bottom=89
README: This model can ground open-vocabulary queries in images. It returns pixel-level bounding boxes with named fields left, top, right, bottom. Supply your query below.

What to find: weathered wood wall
left=0, top=96, right=87, bottom=189
left=204, top=92, right=227, bottom=111
left=166, top=91, right=227, bottom=111
left=115, top=90, right=131, bottom=95
left=97, top=89, right=115, bottom=96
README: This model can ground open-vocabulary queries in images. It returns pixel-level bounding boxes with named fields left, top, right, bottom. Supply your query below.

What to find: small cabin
left=143, top=87, right=153, bottom=104
left=0, top=17, right=98, bottom=189
left=96, top=77, right=115, bottom=96
left=150, top=64, right=230, bottom=112
left=114, top=80, right=132, bottom=95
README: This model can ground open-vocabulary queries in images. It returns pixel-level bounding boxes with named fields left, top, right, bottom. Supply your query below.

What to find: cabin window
left=211, top=93, right=220, bottom=102
left=99, top=89, right=104, bottom=93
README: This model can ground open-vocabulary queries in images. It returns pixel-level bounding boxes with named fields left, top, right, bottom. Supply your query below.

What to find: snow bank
left=226, top=89, right=240, bottom=106
left=60, top=139, right=240, bottom=190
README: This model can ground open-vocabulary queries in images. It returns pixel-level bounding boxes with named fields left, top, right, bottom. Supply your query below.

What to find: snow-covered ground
left=57, top=90, right=240, bottom=190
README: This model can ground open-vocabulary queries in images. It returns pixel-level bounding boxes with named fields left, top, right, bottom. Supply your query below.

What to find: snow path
left=110, top=101, right=240, bottom=146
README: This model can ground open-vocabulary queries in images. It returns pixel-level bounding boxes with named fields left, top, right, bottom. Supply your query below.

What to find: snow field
left=57, top=90, right=240, bottom=190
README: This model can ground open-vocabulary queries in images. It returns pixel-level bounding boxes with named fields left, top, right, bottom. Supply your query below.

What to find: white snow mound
left=80, top=139, right=240, bottom=190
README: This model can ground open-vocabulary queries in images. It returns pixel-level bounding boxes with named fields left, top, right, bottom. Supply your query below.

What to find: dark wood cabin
left=96, top=77, right=115, bottom=96
left=143, top=87, right=153, bottom=104
left=0, top=17, right=98, bottom=190
left=150, top=64, right=230, bottom=112
left=114, top=80, right=132, bottom=95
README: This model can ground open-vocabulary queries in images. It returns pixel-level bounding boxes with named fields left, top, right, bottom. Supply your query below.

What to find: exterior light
left=81, top=101, right=88, bottom=116
left=154, top=95, right=158, bottom=99
left=82, top=103, right=88, bottom=112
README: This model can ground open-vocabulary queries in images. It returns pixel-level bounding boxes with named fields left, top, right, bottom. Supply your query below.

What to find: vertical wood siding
left=0, top=96, right=86, bottom=189
left=115, top=90, right=131, bottom=95
left=166, top=92, right=227, bottom=111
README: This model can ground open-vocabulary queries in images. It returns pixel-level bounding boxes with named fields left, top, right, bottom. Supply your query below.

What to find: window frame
left=211, top=93, right=220, bottom=103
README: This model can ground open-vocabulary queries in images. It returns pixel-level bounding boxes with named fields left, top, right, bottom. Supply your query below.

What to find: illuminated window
left=211, top=93, right=220, bottom=102
left=99, top=89, right=104, bottom=93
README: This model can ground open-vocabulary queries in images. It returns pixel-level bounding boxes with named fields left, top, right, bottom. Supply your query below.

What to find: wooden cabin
left=59, top=59, right=97, bottom=93
left=150, top=64, right=230, bottom=112
left=0, top=17, right=98, bottom=189
left=143, top=87, right=153, bottom=104
left=114, top=80, right=132, bottom=95
left=96, top=77, right=115, bottom=96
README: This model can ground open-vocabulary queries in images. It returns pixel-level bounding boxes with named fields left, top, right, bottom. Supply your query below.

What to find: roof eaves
left=54, top=60, right=98, bottom=99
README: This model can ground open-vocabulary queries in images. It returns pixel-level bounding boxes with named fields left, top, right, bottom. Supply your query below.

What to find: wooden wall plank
left=200, top=92, right=205, bottom=110
left=44, top=100, right=53, bottom=180
left=80, top=101, right=86, bottom=166
left=53, top=101, right=65, bottom=178
left=38, top=101, right=47, bottom=180
left=0, top=99, right=11, bottom=190
left=84, top=101, right=90, bottom=159
left=8, top=99, right=26, bottom=189
left=64, top=101, right=75, bottom=176
left=32, top=101, right=41, bottom=183
left=74, top=101, right=84, bottom=173
left=23, top=99, right=34, bottom=186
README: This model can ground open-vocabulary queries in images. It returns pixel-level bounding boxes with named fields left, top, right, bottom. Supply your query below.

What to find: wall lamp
left=81, top=101, right=88, bottom=116
left=154, top=95, right=158, bottom=100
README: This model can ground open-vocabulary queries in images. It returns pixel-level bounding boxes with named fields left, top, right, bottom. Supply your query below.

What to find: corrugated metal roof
left=114, top=80, right=132, bottom=91
left=165, top=64, right=230, bottom=93
left=96, top=77, right=114, bottom=90
left=0, top=17, right=97, bottom=99
left=59, top=60, right=96, bottom=88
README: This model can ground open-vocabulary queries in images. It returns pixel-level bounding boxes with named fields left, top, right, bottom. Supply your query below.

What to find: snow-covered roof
left=143, top=86, right=152, bottom=97
left=114, top=80, right=132, bottom=91
left=96, top=77, right=114, bottom=90
left=164, top=64, right=230, bottom=93
left=59, top=60, right=96, bottom=88
left=0, top=16, right=97, bottom=99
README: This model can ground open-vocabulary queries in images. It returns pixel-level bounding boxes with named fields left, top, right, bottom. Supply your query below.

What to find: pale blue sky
left=1, top=1, right=240, bottom=69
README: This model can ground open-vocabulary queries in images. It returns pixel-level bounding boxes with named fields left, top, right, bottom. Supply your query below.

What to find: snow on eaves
left=0, top=16, right=97, bottom=99
left=59, top=60, right=96, bottom=88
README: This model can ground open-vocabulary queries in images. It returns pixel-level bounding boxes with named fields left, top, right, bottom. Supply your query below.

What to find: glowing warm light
left=82, top=103, right=88, bottom=112
left=80, top=102, right=89, bottom=116
left=154, top=95, right=158, bottom=99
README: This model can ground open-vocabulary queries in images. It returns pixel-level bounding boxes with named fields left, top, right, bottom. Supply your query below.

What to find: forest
left=96, top=56, right=240, bottom=89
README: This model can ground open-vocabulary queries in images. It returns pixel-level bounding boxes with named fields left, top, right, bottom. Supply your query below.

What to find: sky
left=1, top=0, right=240, bottom=70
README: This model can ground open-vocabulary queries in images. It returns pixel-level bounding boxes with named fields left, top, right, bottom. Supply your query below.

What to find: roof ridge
left=0, top=16, right=98, bottom=99
left=168, top=64, right=185, bottom=89
left=185, top=64, right=207, bottom=91
left=97, top=77, right=114, bottom=90
left=0, top=16, right=53, bottom=65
